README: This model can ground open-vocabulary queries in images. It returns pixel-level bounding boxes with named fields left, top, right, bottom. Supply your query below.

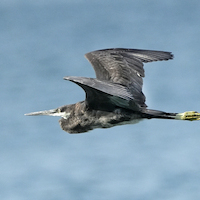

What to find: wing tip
left=165, top=51, right=174, bottom=60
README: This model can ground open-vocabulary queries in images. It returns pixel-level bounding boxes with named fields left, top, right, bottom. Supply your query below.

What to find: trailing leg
left=143, top=109, right=200, bottom=121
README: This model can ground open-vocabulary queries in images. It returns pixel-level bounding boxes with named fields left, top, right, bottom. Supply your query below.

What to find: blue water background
left=1, top=0, right=200, bottom=199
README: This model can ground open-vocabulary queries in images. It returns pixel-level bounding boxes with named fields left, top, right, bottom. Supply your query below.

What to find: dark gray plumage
left=25, top=48, right=200, bottom=133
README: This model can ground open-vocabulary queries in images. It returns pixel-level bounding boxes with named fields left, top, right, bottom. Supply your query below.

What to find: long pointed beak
left=25, top=109, right=61, bottom=117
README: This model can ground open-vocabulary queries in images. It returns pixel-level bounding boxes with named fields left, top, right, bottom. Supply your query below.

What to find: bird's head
left=25, top=105, right=71, bottom=119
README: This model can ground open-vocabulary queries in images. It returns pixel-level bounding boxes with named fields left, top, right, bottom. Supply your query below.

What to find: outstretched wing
left=65, top=48, right=173, bottom=111
left=84, top=48, right=173, bottom=108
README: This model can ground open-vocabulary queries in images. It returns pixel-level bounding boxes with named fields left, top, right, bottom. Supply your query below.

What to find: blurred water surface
left=1, top=0, right=200, bottom=199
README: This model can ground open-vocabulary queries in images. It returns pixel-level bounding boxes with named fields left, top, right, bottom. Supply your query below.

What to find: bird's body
left=58, top=101, right=143, bottom=133
left=25, top=48, right=200, bottom=133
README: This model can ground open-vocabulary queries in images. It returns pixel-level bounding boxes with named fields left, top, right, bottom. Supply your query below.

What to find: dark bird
left=25, top=48, right=200, bottom=133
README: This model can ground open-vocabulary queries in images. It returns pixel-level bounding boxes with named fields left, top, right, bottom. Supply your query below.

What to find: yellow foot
left=175, top=111, right=200, bottom=121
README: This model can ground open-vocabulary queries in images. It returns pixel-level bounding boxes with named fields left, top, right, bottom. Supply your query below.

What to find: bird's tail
left=143, top=109, right=200, bottom=121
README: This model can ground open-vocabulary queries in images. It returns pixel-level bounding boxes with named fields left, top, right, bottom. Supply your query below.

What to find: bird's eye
left=60, top=107, right=67, bottom=113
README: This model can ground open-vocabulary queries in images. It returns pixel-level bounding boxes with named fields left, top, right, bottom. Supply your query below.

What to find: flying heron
left=25, top=48, right=200, bottom=133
